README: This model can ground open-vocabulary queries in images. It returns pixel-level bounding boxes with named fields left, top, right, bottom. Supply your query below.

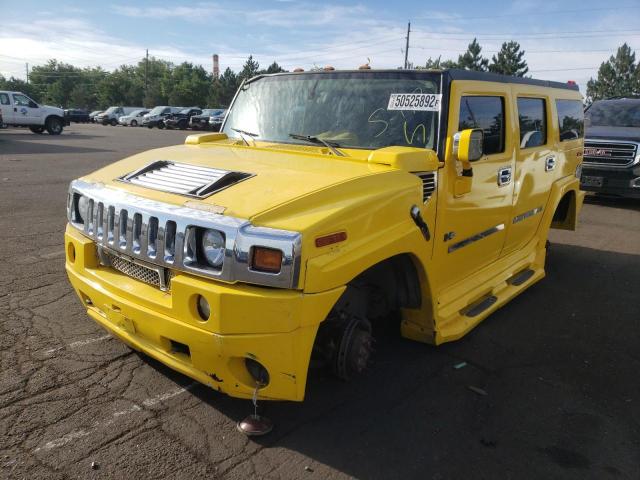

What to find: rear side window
left=0, top=93, right=9, bottom=105
left=459, top=96, right=505, bottom=155
left=518, top=98, right=547, bottom=148
left=556, top=100, right=584, bottom=141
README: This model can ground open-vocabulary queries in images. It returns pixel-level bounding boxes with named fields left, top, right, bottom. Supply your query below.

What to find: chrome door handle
left=497, top=167, right=512, bottom=186
left=545, top=156, right=556, bottom=172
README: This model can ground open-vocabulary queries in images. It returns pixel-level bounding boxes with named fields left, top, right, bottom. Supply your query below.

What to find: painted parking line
left=34, top=383, right=197, bottom=453
left=44, top=334, right=112, bottom=355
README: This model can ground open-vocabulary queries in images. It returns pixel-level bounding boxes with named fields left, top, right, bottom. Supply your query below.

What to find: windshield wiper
left=232, top=128, right=258, bottom=146
left=288, top=133, right=346, bottom=157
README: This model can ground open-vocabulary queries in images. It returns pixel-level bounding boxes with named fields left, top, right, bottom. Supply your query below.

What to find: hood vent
left=414, top=171, right=437, bottom=202
left=118, top=161, right=253, bottom=198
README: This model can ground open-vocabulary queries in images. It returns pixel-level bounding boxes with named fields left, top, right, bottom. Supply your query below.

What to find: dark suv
left=581, top=98, right=640, bottom=198
left=164, top=107, right=202, bottom=130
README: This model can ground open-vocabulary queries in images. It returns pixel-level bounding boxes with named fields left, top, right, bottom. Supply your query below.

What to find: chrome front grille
left=414, top=172, right=437, bottom=202
left=68, top=180, right=302, bottom=289
left=119, top=160, right=253, bottom=198
left=583, top=140, right=639, bottom=167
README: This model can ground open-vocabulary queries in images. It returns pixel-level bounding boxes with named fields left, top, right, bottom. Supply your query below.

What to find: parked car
left=0, top=90, right=69, bottom=134
left=96, top=106, right=143, bottom=126
left=209, top=109, right=227, bottom=131
left=64, top=109, right=90, bottom=123
left=89, top=110, right=103, bottom=123
left=118, top=109, right=150, bottom=127
left=142, top=106, right=183, bottom=129
left=189, top=109, right=226, bottom=130
left=165, top=107, right=202, bottom=130
left=581, top=98, right=640, bottom=198
left=0, top=109, right=4, bottom=128
left=64, top=69, right=585, bottom=404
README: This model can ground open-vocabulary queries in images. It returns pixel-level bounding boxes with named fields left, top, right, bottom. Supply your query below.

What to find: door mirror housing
left=453, top=128, right=484, bottom=162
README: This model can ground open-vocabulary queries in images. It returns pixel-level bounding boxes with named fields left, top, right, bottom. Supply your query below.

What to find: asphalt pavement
left=1, top=124, right=639, bottom=479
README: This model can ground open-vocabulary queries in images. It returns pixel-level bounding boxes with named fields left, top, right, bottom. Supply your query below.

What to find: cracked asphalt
left=1, top=124, right=639, bottom=479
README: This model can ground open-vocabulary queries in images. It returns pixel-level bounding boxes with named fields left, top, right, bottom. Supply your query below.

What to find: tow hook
left=410, top=205, right=430, bottom=241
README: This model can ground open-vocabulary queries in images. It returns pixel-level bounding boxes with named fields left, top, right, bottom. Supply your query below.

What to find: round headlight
left=201, top=229, right=225, bottom=267
left=76, top=194, right=88, bottom=223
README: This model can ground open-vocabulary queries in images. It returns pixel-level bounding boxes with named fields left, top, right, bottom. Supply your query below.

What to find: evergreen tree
left=239, top=55, right=260, bottom=82
left=422, top=56, right=458, bottom=69
left=587, top=43, right=639, bottom=101
left=457, top=38, right=489, bottom=71
left=264, top=61, right=286, bottom=74
left=489, top=41, right=528, bottom=77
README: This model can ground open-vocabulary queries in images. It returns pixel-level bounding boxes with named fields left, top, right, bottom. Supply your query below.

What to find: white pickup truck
left=0, top=91, right=68, bottom=134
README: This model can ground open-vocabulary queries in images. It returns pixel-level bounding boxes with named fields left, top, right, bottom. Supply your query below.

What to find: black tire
left=191, top=124, right=200, bottom=131
left=178, top=120, right=188, bottom=130
left=110, top=118, right=117, bottom=126
left=30, top=126, right=45, bottom=134
left=157, top=121, right=165, bottom=130
left=130, top=119, right=137, bottom=127
left=45, top=117, right=63, bottom=135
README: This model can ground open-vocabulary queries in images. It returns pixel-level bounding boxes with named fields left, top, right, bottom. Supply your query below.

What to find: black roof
left=251, top=68, right=579, bottom=91
left=444, top=69, right=579, bottom=91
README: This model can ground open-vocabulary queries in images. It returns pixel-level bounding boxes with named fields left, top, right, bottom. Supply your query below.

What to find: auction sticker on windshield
left=387, top=93, right=441, bottom=111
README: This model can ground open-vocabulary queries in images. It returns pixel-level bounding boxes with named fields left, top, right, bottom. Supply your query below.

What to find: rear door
left=502, top=87, right=555, bottom=255
left=432, top=81, right=516, bottom=289
left=0, top=93, right=13, bottom=123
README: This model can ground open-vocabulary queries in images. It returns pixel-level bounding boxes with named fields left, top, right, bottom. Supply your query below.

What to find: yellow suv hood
left=82, top=143, right=390, bottom=220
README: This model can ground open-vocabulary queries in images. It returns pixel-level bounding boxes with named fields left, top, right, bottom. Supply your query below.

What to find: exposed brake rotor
left=334, top=316, right=373, bottom=380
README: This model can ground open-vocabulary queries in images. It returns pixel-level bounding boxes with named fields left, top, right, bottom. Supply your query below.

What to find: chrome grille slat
left=118, top=160, right=253, bottom=198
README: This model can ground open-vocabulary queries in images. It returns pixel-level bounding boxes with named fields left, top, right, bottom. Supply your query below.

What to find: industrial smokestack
left=213, top=54, right=219, bottom=79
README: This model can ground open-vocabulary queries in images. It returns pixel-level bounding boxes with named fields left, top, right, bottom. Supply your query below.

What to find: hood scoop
left=118, top=160, right=253, bottom=199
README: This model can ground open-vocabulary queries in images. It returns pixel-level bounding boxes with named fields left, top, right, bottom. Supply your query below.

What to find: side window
left=0, top=93, right=9, bottom=105
left=12, top=94, right=32, bottom=107
left=556, top=99, right=584, bottom=141
left=517, top=98, right=547, bottom=149
left=459, top=96, right=505, bottom=155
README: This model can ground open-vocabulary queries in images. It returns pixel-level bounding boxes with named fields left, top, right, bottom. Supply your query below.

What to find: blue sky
left=1, top=0, right=639, bottom=93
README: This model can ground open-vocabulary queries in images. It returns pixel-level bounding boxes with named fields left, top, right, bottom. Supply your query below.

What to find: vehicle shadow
left=0, top=130, right=113, bottom=155
left=584, top=192, right=640, bottom=211
left=139, top=243, right=640, bottom=479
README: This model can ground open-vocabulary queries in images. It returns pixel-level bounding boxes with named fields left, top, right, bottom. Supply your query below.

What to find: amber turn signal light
left=315, top=231, right=347, bottom=248
left=251, top=247, right=283, bottom=273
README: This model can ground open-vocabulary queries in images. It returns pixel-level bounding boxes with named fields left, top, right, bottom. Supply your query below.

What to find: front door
left=432, top=81, right=515, bottom=290
left=11, top=93, right=42, bottom=125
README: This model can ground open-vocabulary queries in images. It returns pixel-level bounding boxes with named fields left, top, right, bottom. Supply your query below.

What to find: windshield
left=129, top=109, right=145, bottom=116
left=223, top=72, right=441, bottom=150
left=586, top=100, right=640, bottom=128
left=148, top=106, right=167, bottom=115
left=205, top=109, right=224, bottom=116
left=179, top=108, right=193, bottom=114
left=104, top=107, right=117, bottom=114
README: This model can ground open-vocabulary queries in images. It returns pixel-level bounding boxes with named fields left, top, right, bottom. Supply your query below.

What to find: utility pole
left=26, top=63, right=29, bottom=83
left=404, top=22, right=411, bottom=69
left=144, top=49, right=149, bottom=104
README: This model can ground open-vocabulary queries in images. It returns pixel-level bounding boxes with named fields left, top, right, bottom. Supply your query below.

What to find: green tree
left=167, top=62, right=211, bottom=106
left=421, top=56, right=458, bottom=69
left=208, top=67, right=239, bottom=107
left=489, top=41, right=528, bottom=77
left=263, top=61, right=286, bottom=74
left=238, top=55, right=260, bottom=82
left=587, top=43, right=639, bottom=102
left=457, top=38, right=489, bottom=71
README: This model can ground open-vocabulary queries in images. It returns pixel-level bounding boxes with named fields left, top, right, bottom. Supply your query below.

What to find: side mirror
left=452, top=129, right=483, bottom=197
left=453, top=128, right=484, bottom=162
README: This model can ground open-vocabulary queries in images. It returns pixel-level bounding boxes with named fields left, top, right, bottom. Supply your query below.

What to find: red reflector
left=315, top=231, right=347, bottom=248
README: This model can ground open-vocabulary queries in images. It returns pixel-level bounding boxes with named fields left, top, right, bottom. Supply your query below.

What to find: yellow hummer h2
left=65, top=69, right=585, bottom=402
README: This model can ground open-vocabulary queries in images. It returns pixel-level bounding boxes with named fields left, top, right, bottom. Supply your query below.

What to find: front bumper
left=581, top=164, right=640, bottom=198
left=65, top=226, right=343, bottom=401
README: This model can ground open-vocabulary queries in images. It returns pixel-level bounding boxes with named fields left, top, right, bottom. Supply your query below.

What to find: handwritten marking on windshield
left=368, top=108, right=389, bottom=137
left=404, top=122, right=426, bottom=145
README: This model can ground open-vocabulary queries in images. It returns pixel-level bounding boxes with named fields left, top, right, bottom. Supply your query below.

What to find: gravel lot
left=1, top=124, right=639, bottom=479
